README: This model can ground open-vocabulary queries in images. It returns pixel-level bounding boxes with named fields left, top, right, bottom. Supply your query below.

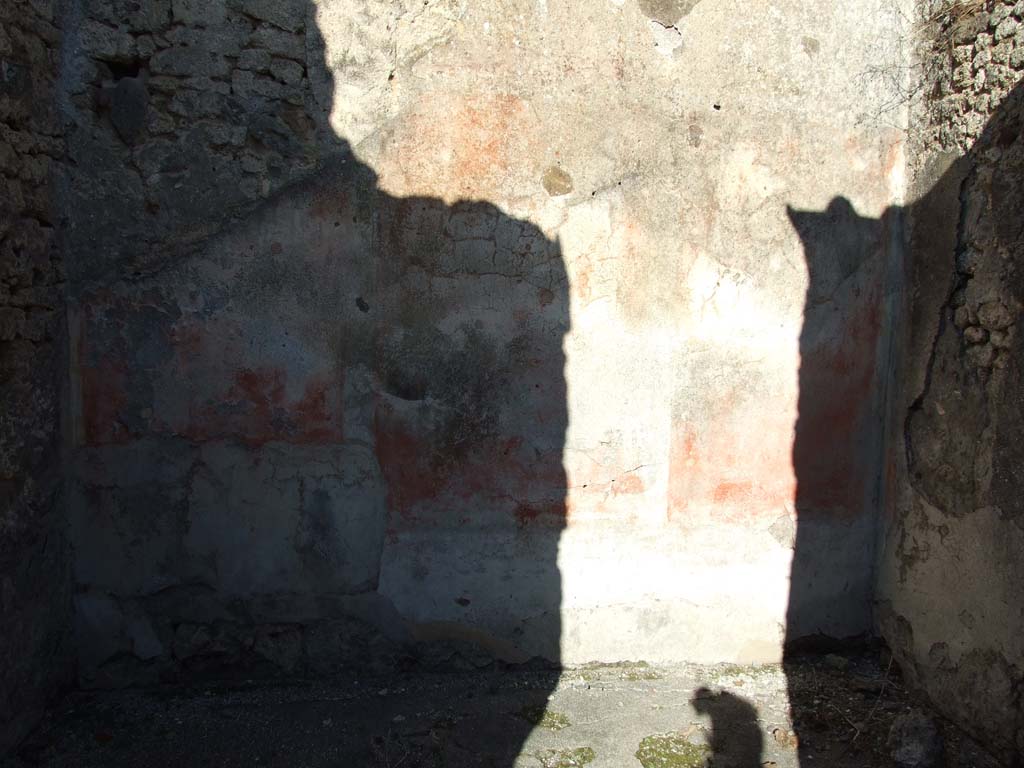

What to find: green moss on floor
left=534, top=746, right=596, bottom=767
left=705, top=662, right=781, bottom=682
left=519, top=705, right=571, bottom=731
left=575, top=661, right=663, bottom=682
left=635, top=733, right=711, bottom=768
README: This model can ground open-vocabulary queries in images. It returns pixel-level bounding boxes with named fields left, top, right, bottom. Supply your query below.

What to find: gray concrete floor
left=4, top=653, right=1002, bottom=768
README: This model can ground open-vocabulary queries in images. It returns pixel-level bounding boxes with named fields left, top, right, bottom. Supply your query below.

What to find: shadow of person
left=692, top=687, right=764, bottom=768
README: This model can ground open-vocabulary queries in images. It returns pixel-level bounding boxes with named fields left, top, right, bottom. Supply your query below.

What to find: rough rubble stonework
left=0, top=0, right=73, bottom=755
left=877, top=0, right=1024, bottom=763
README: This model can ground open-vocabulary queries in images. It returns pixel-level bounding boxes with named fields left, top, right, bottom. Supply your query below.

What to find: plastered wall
left=59, top=0, right=913, bottom=686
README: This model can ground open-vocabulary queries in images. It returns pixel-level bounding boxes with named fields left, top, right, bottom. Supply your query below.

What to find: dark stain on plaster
left=801, top=37, right=820, bottom=56
left=542, top=166, right=573, bottom=197
left=639, top=0, right=701, bottom=27
left=295, top=486, right=343, bottom=578
left=107, top=76, right=149, bottom=146
left=688, top=123, right=703, bottom=147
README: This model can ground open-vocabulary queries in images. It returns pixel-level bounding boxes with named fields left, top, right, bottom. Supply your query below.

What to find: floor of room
left=3, top=651, right=1001, bottom=768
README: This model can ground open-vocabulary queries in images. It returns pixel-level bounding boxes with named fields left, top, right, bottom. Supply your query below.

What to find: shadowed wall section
left=0, top=0, right=73, bottom=754
left=876, top=18, right=1024, bottom=759
left=69, top=92, right=568, bottom=691
left=784, top=17, right=1024, bottom=759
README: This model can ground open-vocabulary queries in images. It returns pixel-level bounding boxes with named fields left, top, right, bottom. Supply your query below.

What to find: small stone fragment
left=888, top=709, right=944, bottom=768
left=171, top=0, right=226, bottom=26
left=535, top=746, right=596, bottom=768
left=824, top=653, right=849, bottom=671
left=270, top=57, right=304, bottom=85
left=238, top=49, right=272, bottom=72
left=964, top=325, right=989, bottom=344
left=966, top=343, right=995, bottom=368
left=850, top=675, right=886, bottom=693
left=978, top=300, right=1013, bottom=330
left=0, top=307, right=26, bottom=340
left=954, top=305, right=972, bottom=329
left=989, top=329, right=1010, bottom=348
left=771, top=727, right=800, bottom=750
left=519, top=705, right=570, bottom=730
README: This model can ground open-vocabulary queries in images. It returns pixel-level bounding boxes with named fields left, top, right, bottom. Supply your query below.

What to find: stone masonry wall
left=0, top=0, right=73, bottom=755
left=63, top=0, right=374, bottom=686
left=877, top=0, right=1024, bottom=762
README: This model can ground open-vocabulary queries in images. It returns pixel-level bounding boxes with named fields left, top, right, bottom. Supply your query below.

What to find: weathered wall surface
left=63, top=0, right=910, bottom=685
left=0, top=0, right=73, bottom=754
left=877, top=1, right=1024, bottom=762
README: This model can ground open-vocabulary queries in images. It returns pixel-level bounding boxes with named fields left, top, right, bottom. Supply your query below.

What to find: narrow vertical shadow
left=784, top=197, right=891, bottom=764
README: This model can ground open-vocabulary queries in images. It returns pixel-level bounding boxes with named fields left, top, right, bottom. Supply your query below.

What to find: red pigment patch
left=612, top=473, right=644, bottom=495
left=791, top=287, right=883, bottom=512
left=514, top=500, right=565, bottom=528
left=293, top=377, right=342, bottom=443
left=164, top=314, right=345, bottom=445
left=666, top=427, right=699, bottom=520
left=712, top=481, right=754, bottom=504
left=573, top=258, right=593, bottom=303
left=372, top=411, right=448, bottom=519
left=183, top=366, right=344, bottom=446
left=382, top=93, right=538, bottom=199
left=80, top=355, right=130, bottom=445
left=667, top=283, right=885, bottom=523
left=374, top=403, right=567, bottom=530
left=667, top=409, right=796, bottom=525
left=311, top=189, right=350, bottom=221
left=170, top=322, right=203, bottom=366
